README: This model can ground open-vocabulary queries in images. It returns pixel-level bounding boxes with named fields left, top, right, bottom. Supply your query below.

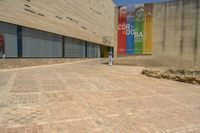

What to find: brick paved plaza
left=0, top=59, right=200, bottom=133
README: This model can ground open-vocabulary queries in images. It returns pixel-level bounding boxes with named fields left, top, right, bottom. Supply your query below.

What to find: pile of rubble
left=142, top=68, right=200, bottom=85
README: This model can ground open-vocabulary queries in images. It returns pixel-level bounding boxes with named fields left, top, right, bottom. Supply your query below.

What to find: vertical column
left=110, top=47, right=114, bottom=57
left=17, top=26, right=22, bottom=58
left=98, top=45, right=101, bottom=58
left=114, top=7, right=118, bottom=61
left=62, top=36, right=65, bottom=58
left=85, top=41, right=88, bottom=58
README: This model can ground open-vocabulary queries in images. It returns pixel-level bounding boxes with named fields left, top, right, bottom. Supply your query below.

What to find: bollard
left=109, top=52, right=113, bottom=66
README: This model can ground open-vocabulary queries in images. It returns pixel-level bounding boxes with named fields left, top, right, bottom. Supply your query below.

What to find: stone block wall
left=115, top=0, right=200, bottom=69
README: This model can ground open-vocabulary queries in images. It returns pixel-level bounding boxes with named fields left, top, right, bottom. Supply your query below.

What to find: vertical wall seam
left=194, top=0, right=199, bottom=66
left=162, top=3, right=167, bottom=51
left=180, top=0, right=184, bottom=56
left=178, top=0, right=185, bottom=68
left=176, top=0, right=178, bottom=12
left=175, top=0, right=179, bottom=68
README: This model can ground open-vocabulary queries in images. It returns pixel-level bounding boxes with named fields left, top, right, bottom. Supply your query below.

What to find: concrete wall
left=115, top=0, right=200, bottom=69
left=0, top=0, right=115, bottom=47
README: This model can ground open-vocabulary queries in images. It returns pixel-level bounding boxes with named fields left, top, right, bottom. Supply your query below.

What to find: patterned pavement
left=0, top=59, right=200, bottom=133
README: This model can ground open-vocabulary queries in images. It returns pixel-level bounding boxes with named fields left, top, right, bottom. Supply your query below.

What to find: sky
left=113, top=0, right=173, bottom=6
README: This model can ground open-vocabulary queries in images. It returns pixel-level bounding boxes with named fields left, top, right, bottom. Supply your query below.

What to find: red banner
left=117, top=6, right=127, bottom=55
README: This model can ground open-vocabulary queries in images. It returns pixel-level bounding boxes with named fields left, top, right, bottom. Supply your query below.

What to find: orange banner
left=143, top=4, right=153, bottom=54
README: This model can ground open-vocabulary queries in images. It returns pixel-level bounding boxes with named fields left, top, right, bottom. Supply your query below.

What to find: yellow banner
left=143, top=4, right=153, bottom=54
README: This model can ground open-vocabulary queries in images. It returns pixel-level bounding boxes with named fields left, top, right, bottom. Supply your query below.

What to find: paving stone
left=0, top=60, right=200, bottom=132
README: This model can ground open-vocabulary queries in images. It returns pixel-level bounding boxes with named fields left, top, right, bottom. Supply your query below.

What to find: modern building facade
left=1, top=0, right=200, bottom=69
left=0, top=0, right=115, bottom=58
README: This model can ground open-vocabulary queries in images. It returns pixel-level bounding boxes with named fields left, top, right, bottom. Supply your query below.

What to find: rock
left=161, top=73, right=170, bottom=79
left=154, top=73, right=162, bottom=79
left=142, top=69, right=162, bottom=79
left=195, top=78, right=200, bottom=84
left=141, top=67, right=200, bottom=85
left=169, top=74, right=177, bottom=80
left=176, top=75, right=186, bottom=82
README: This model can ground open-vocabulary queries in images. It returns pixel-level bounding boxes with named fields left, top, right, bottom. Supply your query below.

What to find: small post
left=2, top=54, right=5, bottom=59
left=109, top=51, right=113, bottom=66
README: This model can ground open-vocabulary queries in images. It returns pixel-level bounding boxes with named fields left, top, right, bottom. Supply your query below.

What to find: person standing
left=0, top=33, right=5, bottom=58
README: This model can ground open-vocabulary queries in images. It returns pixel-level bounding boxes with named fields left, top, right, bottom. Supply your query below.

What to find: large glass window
left=0, top=22, right=18, bottom=57
left=22, top=28, right=62, bottom=57
left=87, top=42, right=100, bottom=58
left=64, top=37, right=86, bottom=58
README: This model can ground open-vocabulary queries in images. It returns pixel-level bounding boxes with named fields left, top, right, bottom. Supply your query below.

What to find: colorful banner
left=143, top=4, right=153, bottom=54
left=117, top=6, right=127, bottom=55
left=117, top=4, right=153, bottom=56
left=134, top=4, right=144, bottom=54
left=126, top=6, right=135, bottom=55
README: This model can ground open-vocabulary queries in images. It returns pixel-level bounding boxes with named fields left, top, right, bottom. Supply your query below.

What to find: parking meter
left=109, top=52, right=113, bottom=66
